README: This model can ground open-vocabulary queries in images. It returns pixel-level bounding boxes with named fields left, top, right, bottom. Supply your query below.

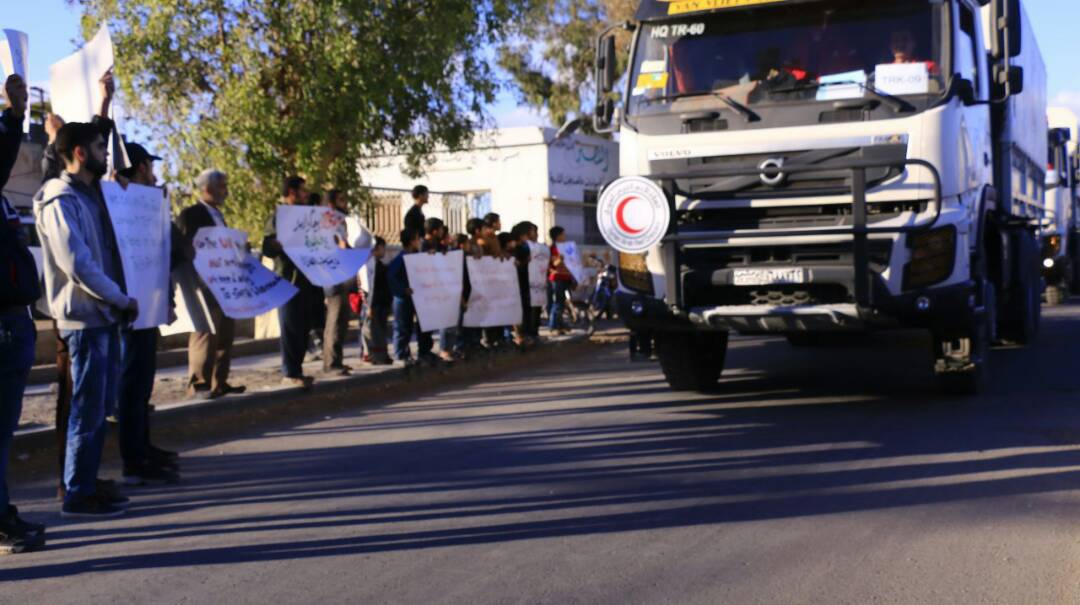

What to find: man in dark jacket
left=404, top=184, right=428, bottom=233
left=388, top=228, right=434, bottom=364
left=176, top=169, right=245, bottom=399
left=0, top=73, right=47, bottom=553
left=262, top=176, right=315, bottom=388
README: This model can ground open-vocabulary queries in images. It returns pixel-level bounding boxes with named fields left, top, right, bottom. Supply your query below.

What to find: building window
left=583, top=189, right=604, bottom=245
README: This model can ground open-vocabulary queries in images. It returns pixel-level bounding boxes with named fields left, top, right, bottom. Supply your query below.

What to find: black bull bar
left=649, top=158, right=944, bottom=308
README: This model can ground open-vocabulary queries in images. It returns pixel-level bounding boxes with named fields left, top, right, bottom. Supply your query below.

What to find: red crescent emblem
left=615, top=196, right=644, bottom=235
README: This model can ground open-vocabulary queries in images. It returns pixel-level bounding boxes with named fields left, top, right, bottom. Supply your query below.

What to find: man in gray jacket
left=34, top=122, right=138, bottom=519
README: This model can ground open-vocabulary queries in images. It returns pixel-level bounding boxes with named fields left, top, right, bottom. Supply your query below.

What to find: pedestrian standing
left=404, top=185, right=428, bottom=233
left=113, top=142, right=179, bottom=486
left=510, top=223, right=534, bottom=347
left=388, top=228, right=435, bottom=365
left=263, top=176, right=315, bottom=388
left=44, top=71, right=119, bottom=500
left=525, top=222, right=543, bottom=340
left=177, top=169, right=245, bottom=399
left=362, top=237, right=393, bottom=365
left=421, top=218, right=455, bottom=361
left=548, top=226, right=573, bottom=334
left=0, top=74, right=47, bottom=552
left=322, top=189, right=354, bottom=375
left=35, top=122, right=137, bottom=518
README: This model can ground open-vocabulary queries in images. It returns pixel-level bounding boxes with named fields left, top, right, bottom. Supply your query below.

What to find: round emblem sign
left=596, top=176, right=670, bottom=254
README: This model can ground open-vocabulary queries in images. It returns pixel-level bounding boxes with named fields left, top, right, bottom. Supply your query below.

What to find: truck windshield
left=627, top=0, right=944, bottom=119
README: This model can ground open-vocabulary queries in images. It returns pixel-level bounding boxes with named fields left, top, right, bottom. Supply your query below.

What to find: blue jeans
left=61, top=325, right=120, bottom=502
left=119, top=327, right=157, bottom=467
left=549, top=281, right=570, bottom=329
left=392, top=297, right=433, bottom=361
left=439, top=327, right=457, bottom=355
left=0, top=312, right=35, bottom=509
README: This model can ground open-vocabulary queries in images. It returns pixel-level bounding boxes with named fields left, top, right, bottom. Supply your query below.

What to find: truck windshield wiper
left=644, top=90, right=760, bottom=123
left=771, top=80, right=913, bottom=113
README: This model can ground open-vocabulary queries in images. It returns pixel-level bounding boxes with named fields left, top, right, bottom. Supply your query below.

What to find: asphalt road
left=3, top=303, right=1080, bottom=604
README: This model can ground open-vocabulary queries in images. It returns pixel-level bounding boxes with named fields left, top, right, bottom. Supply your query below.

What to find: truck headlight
left=903, top=226, right=956, bottom=290
left=618, top=252, right=654, bottom=295
left=1043, top=234, right=1062, bottom=258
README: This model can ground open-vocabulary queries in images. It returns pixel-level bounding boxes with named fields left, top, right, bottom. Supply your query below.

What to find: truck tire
left=998, top=231, right=1040, bottom=345
left=656, top=331, right=728, bottom=391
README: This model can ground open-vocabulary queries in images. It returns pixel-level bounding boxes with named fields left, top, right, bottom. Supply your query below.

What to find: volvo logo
left=758, top=157, right=787, bottom=187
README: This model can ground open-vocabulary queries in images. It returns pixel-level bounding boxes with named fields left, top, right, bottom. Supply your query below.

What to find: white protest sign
left=0, top=30, right=30, bottom=133
left=49, top=27, right=114, bottom=124
left=276, top=205, right=370, bottom=287
left=160, top=263, right=215, bottom=336
left=405, top=249, right=463, bottom=331
left=346, top=215, right=373, bottom=249
left=193, top=227, right=298, bottom=319
left=100, top=182, right=170, bottom=329
left=557, top=241, right=586, bottom=284
left=874, top=63, right=930, bottom=97
left=527, top=241, right=550, bottom=307
left=464, top=256, right=522, bottom=328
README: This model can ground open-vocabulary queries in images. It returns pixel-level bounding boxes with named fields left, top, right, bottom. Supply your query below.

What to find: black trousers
left=278, top=286, right=311, bottom=378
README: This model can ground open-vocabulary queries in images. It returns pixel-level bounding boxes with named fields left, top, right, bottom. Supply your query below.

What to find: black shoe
left=0, top=528, right=44, bottom=555
left=61, top=494, right=127, bottom=519
left=149, top=444, right=179, bottom=461
left=186, top=381, right=211, bottom=398
left=123, top=463, right=180, bottom=486
left=149, top=450, right=180, bottom=471
left=210, top=382, right=247, bottom=397
left=1, top=506, right=45, bottom=539
left=96, top=479, right=131, bottom=507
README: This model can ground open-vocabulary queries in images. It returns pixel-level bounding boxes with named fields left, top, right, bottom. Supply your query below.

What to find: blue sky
left=5, top=0, right=1080, bottom=126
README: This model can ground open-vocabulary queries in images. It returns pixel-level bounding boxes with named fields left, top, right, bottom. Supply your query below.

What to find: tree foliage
left=71, top=0, right=530, bottom=236
left=499, top=0, right=634, bottom=132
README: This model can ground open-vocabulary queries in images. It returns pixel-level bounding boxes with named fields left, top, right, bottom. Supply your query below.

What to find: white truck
left=592, top=0, right=1047, bottom=393
left=1042, top=107, right=1080, bottom=305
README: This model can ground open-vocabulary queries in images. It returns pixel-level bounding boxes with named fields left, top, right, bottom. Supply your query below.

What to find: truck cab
left=593, top=0, right=1045, bottom=393
left=1042, top=108, right=1080, bottom=304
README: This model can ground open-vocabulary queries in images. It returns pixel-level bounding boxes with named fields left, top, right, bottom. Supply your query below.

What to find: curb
left=12, top=331, right=619, bottom=469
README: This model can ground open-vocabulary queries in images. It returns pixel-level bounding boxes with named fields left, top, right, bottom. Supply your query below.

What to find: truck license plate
left=732, top=268, right=806, bottom=286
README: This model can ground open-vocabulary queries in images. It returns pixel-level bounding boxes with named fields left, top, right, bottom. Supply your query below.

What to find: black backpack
left=0, top=202, right=41, bottom=306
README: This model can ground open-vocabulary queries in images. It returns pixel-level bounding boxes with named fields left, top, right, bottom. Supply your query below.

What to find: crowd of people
left=0, top=71, right=590, bottom=554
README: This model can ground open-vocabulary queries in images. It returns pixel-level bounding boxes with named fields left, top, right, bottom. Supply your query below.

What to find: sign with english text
left=193, top=226, right=298, bottom=319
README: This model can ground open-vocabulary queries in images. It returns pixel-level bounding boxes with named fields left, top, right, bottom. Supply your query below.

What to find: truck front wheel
left=998, top=231, right=1041, bottom=345
left=655, top=331, right=729, bottom=392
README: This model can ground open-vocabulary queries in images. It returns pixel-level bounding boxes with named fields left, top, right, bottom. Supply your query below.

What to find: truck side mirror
left=594, top=32, right=618, bottom=132
left=991, top=0, right=1023, bottom=59
left=951, top=77, right=977, bottom=105
left=599, top=35, right=617, bottom=93
left=991, top=64, right=1023, bottom=97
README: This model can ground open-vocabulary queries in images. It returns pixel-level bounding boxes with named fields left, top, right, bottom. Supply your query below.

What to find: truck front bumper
left=616, top=280, right=976, bottom=335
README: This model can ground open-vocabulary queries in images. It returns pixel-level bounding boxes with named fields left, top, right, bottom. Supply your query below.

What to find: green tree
left=71, top=0, right=532, bottom=237
left=499, top=0, right=634, bottom=132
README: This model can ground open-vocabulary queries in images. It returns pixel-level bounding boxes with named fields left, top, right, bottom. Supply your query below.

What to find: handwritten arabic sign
left=193, top=227, right=298, bottom=319
left=557, top=241, right=586, bottom=284
left=405, top=250, right=464, bottom=331
left=100, top=182, right=170, bottom=329
left=464, top=256, right=523, bottom=328
left=276, top=205, right=370, bottom=287
left=527, top=241, right=550, bottom=307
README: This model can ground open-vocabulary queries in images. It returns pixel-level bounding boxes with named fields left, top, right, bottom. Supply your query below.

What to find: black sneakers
left=61, top=493, right=127, bottom=519
left=0, top=506, right=46, bottom=555
left=123, top=463, right=180, bottom=487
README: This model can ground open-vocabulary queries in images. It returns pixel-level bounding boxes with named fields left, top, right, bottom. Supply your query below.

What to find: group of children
left=357, top=212, right=576, bottom=367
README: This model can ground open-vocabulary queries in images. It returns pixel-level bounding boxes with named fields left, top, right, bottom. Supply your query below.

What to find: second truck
left=593, top=0, right=1048, bottom=393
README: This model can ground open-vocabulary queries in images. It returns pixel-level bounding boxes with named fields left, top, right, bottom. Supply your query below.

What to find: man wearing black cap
left=114, top=142, right=180, bottom=486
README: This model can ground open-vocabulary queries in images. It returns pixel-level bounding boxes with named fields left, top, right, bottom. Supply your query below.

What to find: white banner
left=101, top=182, right=170, bottom=329
left=193, top=227, right=298, bottom=319
left=405, top=249, right=463, bottom=331
left=557, top=241, right=586, bottom=284
left=0, top=30, right=30, bottom=133
left=527, top=241, right=550, bottom=307
left=276, top=205, right=370, bottom=287
left=464, top=256, right=522, bottom=328
left=159, top=263, right=216, bottom=336
left=49, top=27, right=113, bottom=124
